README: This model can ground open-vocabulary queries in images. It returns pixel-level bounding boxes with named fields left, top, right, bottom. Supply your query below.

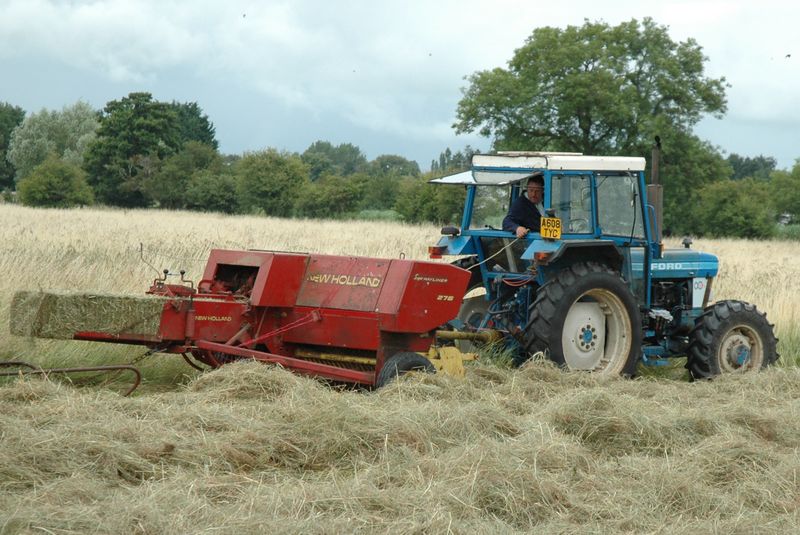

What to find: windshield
left=469, top=186, right=509, bottom=229
left=596, top=173, right=645, bottom=238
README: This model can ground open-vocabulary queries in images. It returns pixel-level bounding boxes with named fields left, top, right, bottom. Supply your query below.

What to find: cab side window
left=551, top=174, right=592, bottom=233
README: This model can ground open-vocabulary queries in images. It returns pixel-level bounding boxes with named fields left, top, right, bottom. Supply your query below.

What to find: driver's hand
left=515, top=226, right=529, bottom=239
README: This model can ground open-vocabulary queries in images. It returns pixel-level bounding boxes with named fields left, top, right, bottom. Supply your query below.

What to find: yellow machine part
left=425, top=345, right=477, bottom=378
left=293, top=334, right=487, bottom=380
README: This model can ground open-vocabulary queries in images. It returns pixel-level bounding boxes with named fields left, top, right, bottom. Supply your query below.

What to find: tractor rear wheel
left=520, top=262, right=641, bottom=376
left=457, top=284, right=490, bottom=328
left=376, top=352, right=436, bottom=387
left=686, top=300, right=778, bottom=380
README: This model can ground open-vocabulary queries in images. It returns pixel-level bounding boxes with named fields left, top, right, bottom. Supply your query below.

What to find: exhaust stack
left=646, top=136, right=664, bottom=251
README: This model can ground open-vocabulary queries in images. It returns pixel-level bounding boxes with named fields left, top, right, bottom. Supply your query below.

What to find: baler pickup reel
left=0, top=360, right=142, bottom=397
left=9, top=249, right=495, bottom=391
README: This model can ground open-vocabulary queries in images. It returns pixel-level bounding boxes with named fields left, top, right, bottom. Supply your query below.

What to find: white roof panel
left=546, top=155, right=645, bottom=171
left=428, top=170, right=475, bottom=184
left=429, top=168, right=536, bottom=185
left=472, top=153, right=645, bottom=173
left=473, top=154, right=548, bottom=170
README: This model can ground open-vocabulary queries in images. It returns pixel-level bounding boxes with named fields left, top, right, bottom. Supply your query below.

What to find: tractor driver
left=502, top=173, right=544, bottom=239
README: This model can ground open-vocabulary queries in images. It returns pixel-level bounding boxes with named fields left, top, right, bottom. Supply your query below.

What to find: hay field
left=1, top=204, right=797, bottom=370
left=2, top=204, right=800, bottom=533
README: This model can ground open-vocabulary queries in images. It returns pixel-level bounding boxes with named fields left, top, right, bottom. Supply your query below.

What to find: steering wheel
left=569, top=218, right=590, bottom=232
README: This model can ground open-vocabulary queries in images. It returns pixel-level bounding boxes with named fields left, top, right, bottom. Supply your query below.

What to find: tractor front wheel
left=686, top=300, right=778, bottom=380
left=376, top=352, right=436, bottom=388
left=520, top=262, right=641, bottom=376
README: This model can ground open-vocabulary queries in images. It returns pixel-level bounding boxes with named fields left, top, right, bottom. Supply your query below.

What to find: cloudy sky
left=1, top=0, right=798, bottom=169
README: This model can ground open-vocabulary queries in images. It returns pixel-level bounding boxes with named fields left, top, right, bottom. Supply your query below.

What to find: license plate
left=540, top=217, right=562, bottom=240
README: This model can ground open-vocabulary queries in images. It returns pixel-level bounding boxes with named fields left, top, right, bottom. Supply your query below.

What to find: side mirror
left=441, top=226, right=460, bottom=237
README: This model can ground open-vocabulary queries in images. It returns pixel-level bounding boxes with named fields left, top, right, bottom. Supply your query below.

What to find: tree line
left=0, top=93, right=470, bottom=224
left=2, top=17, right=799, bottom=239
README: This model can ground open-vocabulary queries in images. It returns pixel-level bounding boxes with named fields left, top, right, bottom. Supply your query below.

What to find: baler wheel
left=520, top=262, right=641, bottom=376
left=686, top=300, right=778, bottom=380
left=376, top=352, right=436, bottom=388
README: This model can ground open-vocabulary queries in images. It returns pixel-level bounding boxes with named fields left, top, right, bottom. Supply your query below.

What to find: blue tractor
left=429, top=149, right=778, bottom=378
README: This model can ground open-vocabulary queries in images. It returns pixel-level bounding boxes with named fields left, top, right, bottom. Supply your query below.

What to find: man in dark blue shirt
left=502, top=174, right=544, bottom=238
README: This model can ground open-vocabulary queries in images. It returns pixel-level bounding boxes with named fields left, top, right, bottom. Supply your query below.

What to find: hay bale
left=9, top=290, right=169, bottom=340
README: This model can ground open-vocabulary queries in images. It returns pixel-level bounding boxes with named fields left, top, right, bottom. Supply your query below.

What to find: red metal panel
left=374, top=260, right=411, bottom=316
left=201, top=249, right=270, bottom=280
left=278, top=308, right=381, bottom=350
left=380, top=261, right=470, bottom=332
left=250, top=253, right=308, bottom=307
left=201, top=249, right=308, bottom=307
left=158, top=298, right=190, bottom=341
left=191, top=299, right=249, bottom=343
left=296, top=255, right=390, bottom=311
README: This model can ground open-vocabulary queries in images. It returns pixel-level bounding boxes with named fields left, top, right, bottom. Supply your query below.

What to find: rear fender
left=528, top=240, right=624, bottom=274
left=435, top=235, right=477, bottom=256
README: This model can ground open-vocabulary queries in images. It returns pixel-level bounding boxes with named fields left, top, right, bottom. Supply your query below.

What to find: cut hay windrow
left=2, top=361, right=800, bottom=533
left=10, top=290, right=168, bottom=340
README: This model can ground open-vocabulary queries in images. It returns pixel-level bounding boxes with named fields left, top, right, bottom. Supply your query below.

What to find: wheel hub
left=720, top=332, right=752, bottom=370
left=577, top=324, right=598, bottom=352
left=562, top=302, right=605, bottom=369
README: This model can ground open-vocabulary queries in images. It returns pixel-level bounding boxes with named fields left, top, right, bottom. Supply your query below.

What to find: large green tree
left=394, top=176, right=465, bottom=224
left=454, top=18, right=727, bottom=156
left=695, top=178, right=775, bottom=238
left=235, top=149, right=309, bottom=217
left=6, top=101, right=98, bottom=183
left=17, top=155, right=94, bottom=208
left=301, top=141, right=367, bottom=180
left=0, top=102, right=26, bottom=190
left=170, top=101, right=218, bottom=149
left=769, top=161, right=800, bottom=219
left=185, top=170, right=239, bottom=214
left=144, top=141, right=222, bottom=209
left=352, top=173, right=400, bottom=212
left=727, top=153, right=776, bottom=181
left=83, top=92, right=181, bottom=207
left=367, top=154, right=420, bottom=177
left=294, top=176, right=363, bottom=218
left=454, top=18, right=730, bottom=235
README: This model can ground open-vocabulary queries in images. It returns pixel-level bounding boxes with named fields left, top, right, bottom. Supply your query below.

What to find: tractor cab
left=430, top=152, right=657, bottom=300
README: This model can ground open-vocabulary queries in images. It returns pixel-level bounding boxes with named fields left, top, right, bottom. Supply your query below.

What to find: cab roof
left=430, top=151, right=646, bottom=185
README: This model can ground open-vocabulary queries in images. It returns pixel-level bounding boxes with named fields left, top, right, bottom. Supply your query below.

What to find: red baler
left=42, top=249, right=474, bottom=387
